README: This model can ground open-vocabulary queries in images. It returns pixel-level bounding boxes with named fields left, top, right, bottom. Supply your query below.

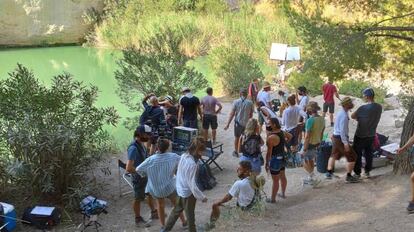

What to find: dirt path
left=17, top=95, right=412, bottom=232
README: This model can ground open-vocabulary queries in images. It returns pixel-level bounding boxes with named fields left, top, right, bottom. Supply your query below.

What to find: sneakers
left=135, top=216, right=151, bottom=228
left=325, top=172, right=333, bottom=179
left=353, top=174, right=361, bottom=180
left=232, top=151, right=239, bottom=157
left=407, top=201, right=414, bottom=213
left=364, top=172, right=371, bottom=178
left=346, top=175, right=360, bottom=183
left=303, top=178, right=321, bottom=187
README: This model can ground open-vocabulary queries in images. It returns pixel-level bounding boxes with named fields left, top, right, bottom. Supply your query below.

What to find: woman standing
left=265, top=118, right=292, bottom=203
left=239, top=118, right=264, bottom=175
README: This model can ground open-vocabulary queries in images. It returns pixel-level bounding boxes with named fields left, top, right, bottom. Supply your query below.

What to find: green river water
left=0, top=46, right=213, bottom=149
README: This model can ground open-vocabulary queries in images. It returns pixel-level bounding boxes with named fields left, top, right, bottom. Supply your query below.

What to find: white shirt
left=228, top=178, right=255, bottom=207
left=333, top=109, right=350, bottom=145
left=257, top=90, right=272, bottom=108
left=176, top=153, right=206, bottom=200
left=282, top=105, right=307, bottom=131
left=278, top=64, right=285, bottom=81
left=299, top=95, right=309, bottom=110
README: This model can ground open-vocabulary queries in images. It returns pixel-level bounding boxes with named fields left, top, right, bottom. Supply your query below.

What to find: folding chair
left=202, top=141, right=224, bottom=171
left=117, top=159, right=133, bottom=196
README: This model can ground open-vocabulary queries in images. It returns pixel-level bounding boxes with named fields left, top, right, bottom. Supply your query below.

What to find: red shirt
left=322, top=83, right=337, bottom=103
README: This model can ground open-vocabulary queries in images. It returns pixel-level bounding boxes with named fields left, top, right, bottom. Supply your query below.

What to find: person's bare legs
left=304, top=160, right=314, bottom=174
left=133, top=200, right=141, bottom=218
left=147, top=195, right=156, bottom=212
left=346, top=162, right=356, bottom=174
left=411, top=172, right=414, bottom=202
left=234, top=136, right=240, bottom=153
left=168, top=194, right=186, bottom=225
left=157, top=198, right=166, bottom=226
left=212, top=129, right=217, bottom=143
left=329, top=113, right=334, bottom=125
left=210, top=204, right=220, bottom=223
left=327, top=157, right=336, bottom=171
left=279, top=170, right=287, bottom=198
left=203, top=129, right=209, bottom=142
left=271, top=174, right=280, bottom=202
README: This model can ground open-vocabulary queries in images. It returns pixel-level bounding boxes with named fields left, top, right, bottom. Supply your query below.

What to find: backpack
left=196, top=162, right=217, bottom=191
left=242, top=135, right=262, bottom=157
left=22, top=206, right=61, bottom=230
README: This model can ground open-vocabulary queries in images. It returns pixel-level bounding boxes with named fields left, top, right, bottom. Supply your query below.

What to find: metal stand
left=80, top=213, right=102, bottom=232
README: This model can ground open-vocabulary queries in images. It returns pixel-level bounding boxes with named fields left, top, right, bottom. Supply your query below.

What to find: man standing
left=301, top=102, right=325, bottom=186
left=224, top=88, right=254, bottom=157
left=351, top=88, right=382, bottom=178
left=325, top=97, right=359, bottom=183
left=126, top=125, right=157, bottom=227
left=322, top=80, right=341, bottom=127
left=248, top=78, right=259, bottom=104
left=397, top=134, right=414, bottom=213
left=162, top=137, right=208, bottom=232
left=137, top=138, right=187, bottom=229
left=140, top=93, right=166, bottom=154
left=179, top=87, right=202, bottom=129
left=256, top=81, right=273, bottom=131
left=201, top=87, right=223, bottom=144
left=296, top=86, right=309, bottom=111
left=282, top=95, right=307, bottom=152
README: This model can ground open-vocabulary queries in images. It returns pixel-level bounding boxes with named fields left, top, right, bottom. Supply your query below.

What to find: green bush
left=115, top=29, right=208, bottom=128
left=338, top=79, right=387, bottom=103
left=209, top=47, right=264, bottom=96
left=0, top=64, right=118, bottom=203
left=286, top=72, right=324, bottom=96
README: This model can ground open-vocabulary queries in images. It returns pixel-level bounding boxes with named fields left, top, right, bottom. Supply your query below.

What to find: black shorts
left=202, top=114, right=218, bottom=130
left=132, top=175, right=148, bottom=201
left=270, top=167, right=286, bottom=175
left=323, top=102, right=335, bottom=113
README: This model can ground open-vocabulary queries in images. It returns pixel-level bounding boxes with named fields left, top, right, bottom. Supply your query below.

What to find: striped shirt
left=136, top=152, right=180, bottom=198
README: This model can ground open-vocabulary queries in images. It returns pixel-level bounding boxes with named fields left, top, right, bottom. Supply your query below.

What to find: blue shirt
left=139, top=102, right=165, bottom=126
left=137, top=152, right=181, bottom=198
left=127, top=141, right=148, bottom=168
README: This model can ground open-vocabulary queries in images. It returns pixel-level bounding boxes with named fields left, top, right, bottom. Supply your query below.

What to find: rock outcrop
left=0, top=0, right=103, bottom=46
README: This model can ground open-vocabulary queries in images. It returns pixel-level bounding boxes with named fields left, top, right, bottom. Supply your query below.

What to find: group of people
left=125, top=78, right=414, bottom=231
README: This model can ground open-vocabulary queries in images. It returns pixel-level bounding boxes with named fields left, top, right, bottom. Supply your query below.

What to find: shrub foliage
left=0, top=64, right=118, bottom=201
left=338, top=79, right=387, bottom=103
left=209, top=47, right=264, bottom=96
left=286, top=72, right=324, bottom=96
left=115, top=29, right=208, bottom=127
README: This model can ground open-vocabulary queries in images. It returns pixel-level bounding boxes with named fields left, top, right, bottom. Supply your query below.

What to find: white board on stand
left=270, top=43, right=288, bottom=60
left=286, top=47, right=300, bottom=61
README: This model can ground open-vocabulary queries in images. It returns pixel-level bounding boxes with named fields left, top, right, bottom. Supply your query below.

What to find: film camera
left=145, top=119, right=173, bottom=139
left=271, top=99, right=281, bottom=112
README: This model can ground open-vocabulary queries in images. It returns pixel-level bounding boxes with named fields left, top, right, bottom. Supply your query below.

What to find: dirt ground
left=16, top=94, right=414, bottom=232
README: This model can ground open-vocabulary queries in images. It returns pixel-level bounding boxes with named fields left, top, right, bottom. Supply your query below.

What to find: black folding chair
left=117, top=159, right=133, bottom=196
left=202, top=141, right=224, bottom=171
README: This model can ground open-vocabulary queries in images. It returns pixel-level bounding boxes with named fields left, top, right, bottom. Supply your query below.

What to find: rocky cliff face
left=0, top=0, right=103, bottom=46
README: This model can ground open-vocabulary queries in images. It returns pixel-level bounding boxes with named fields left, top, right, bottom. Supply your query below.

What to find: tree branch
left=364, top=26, right=414, bottom=32
left=373, top=11, right=414, bottom=26
left=368, top=33, right=414, bottom=42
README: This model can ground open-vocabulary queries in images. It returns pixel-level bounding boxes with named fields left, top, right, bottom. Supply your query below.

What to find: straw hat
left=341, top=97, right=353, bottom=107
left=306, top=101, right=321, bottom=112
left=263, top=81, right=271, bottom=89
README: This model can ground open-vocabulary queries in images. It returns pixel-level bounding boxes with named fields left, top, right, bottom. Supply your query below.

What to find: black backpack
left=242, top=135, right=262, bottom=157
left=22, top=206, right=61, bottom=230
left=196, top=162, right=217, bottom=191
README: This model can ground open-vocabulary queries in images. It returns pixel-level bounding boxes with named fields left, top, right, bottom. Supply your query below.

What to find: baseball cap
left=136, top=125, right=152, bottom=134
left=362, top=88, right=375, bottom=97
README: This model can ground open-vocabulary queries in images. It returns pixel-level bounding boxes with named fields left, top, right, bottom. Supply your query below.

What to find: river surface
left=0, top=46, right=212, bottom=149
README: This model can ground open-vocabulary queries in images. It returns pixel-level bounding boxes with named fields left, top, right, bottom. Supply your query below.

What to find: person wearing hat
left=126, top=125, right=157, bottom=227
left=351, top=88, right=382, bottom=178
left=224, top=88, right=255, bottom=157
left=256, top=81, right=273, bottom=131
left=300, top=101, right=325, bottom=186
left=326, top=97, right=359, bottom=183
left=178, top=87, right=202, bottom=129
left=160, top=95, right=178, bottom=129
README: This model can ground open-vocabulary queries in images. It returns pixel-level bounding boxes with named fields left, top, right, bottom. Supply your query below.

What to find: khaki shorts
left=331, top=136, right=357, bottom=162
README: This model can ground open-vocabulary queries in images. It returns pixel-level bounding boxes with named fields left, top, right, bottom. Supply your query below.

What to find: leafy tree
left=0, top=64, right=118, bottom=203
left=283, top=0, right=414, bottom=174
left=209, top=46, right=264, bottom=96
left=115, top=29, right=208, bottom=128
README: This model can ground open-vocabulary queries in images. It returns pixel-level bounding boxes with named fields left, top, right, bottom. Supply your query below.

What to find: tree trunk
left=393, top=105, right=414, bottom=175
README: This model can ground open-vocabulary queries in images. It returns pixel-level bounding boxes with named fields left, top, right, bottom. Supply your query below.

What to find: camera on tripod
left=271, top=99, right=281, bottom=112
left=144, top=119, right=173, bottom=139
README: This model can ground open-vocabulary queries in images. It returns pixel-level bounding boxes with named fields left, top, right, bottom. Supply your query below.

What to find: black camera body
left=145, top=119, right=173, bottom=139
left=271, top=99, right=281, bottom=112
